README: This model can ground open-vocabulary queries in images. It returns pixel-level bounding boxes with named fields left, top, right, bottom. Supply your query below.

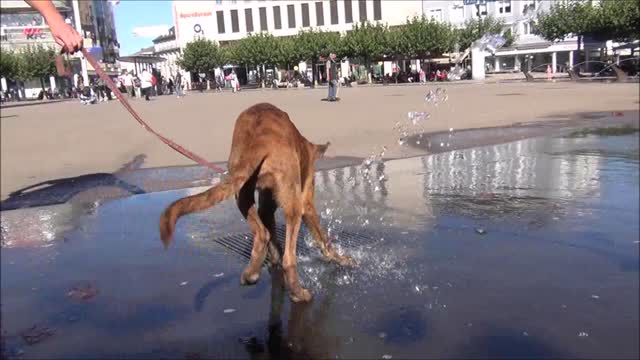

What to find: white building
left=421, top=0, right=597, bottom=75
left=172, top=0, right=423, bottom=82
left=152, top=26, right=181, bottom=79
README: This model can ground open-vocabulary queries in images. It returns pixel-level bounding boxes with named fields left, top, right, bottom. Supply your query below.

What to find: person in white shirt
left=140, top=69, right=153, bottom=101
left=123, top=71, right=134, bottom=98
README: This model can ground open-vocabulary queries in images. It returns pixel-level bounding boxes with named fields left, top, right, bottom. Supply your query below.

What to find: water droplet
left=214, top=272, right=224, bottom=277
left=374, top=186, right=380, bottom=192
left=578, top=332, right=589, bottom=337
left=590, top=294, right=599, bottom=299
left=180, top=281, right=188, bottom=286
left=440, top=142, right=444, bottom=147
left=449, top=128, right=454, bottom=132
left=382, top=355, right=392, bottom=360
left=398, top=138, right=406, bottom=146
left=523, top=331, right=529, bottom=337
left=224, top=308, right=236, bottom=314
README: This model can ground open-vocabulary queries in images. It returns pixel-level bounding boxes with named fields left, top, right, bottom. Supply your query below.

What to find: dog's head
left=314, top=142, right=330, bottom=158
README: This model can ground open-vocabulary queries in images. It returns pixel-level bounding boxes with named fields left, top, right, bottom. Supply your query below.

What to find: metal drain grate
left=212, top=224, right=376, bottom=262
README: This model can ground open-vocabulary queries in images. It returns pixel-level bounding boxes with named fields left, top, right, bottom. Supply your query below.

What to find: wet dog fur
left=159, top=103, right=355, bottom=302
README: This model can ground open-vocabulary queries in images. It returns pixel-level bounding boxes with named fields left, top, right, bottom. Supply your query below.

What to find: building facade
left=173, top=0, right=420, bottom=47
left=1, top=0, right=119, bottom=98
left=171, top=0, right=423, bottom=83
left=152, top=26, right=180, bottom=79
left=421, top=0, right=585, bottom=74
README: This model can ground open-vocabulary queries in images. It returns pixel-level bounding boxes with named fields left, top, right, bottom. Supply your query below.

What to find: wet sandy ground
left=1, top=130, right=638, bottom=359
left=2, top=81, right=638, bottom=199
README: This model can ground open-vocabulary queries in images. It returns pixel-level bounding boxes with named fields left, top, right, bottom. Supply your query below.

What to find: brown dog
left=160, top=103, right=355, bottom=302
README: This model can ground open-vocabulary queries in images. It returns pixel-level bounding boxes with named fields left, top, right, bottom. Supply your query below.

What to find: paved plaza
left=1, top=81, right=638, bottom=199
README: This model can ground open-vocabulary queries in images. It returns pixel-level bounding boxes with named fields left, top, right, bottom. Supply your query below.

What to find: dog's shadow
left=1, top=155, right=147, bottom=211
left=244, top=267, right=340, bottom=360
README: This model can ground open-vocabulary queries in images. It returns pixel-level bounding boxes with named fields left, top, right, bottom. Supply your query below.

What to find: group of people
left=115, top=70, right=185, bottom=101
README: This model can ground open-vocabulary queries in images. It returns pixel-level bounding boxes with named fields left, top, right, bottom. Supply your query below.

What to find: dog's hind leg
left=237, top=166, right=269, bottom=286
left=303, top=203, right=356, bottom=267
left=259, top=189, right=282, bottom=267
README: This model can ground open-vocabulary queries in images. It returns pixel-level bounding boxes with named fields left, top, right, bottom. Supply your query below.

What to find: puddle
left=1, top=134, right=638, bottom=359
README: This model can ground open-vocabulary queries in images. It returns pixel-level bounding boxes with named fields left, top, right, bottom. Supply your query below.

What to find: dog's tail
left=159, top=157, right=263, bottom=248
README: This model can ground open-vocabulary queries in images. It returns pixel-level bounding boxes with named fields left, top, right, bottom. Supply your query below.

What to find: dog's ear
left=315, top=142, right=330, bottom=158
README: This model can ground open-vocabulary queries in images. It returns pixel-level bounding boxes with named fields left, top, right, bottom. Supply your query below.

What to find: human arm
left=25, top=0, right=83, bottom=54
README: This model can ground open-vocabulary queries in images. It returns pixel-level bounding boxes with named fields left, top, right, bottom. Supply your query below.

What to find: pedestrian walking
left=325, top=52, right=338, bottom=101
left=140, top=69, right=153, bottom=101
left=175, top=71, right=184, bottom=98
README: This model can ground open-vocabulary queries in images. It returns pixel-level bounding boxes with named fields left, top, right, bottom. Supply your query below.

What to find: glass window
left=231, top=10, right=239, bottom=32
left=245, top=8, right=254, bottom=32
left=373, top=0, right=381, bottom=20
left=330, top=0, right=338, bottom=24
left=344, top=0, right=353, bottom=23
left=302, top=3, right=310, bottom=27
left=216, top=11, right=225, bottom=34
left=287, top=4, right=296, bottom=28
left=315, top=2, right=324, bottom=26
left=358, top=0, right=367, bottom=22
left=273, top=6, right=282, bottom=30
left=259, top=7, right=267, bottom=31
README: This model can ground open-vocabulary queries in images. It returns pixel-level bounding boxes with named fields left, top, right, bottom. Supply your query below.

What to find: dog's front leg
left=302, top=205, right=356, bottom=267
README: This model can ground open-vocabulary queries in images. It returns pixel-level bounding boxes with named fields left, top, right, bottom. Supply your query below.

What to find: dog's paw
left=240, top=271, right=260, bottom=286
left=337, top=255, right=357, bottom=268
left=290, top=288, right=313, bottom=303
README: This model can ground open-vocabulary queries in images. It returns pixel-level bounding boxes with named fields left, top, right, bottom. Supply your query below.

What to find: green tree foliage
left=273, top=36, right=298, bottom=69
left=15, top=45, right=57, bottom=90
left=0, top=48, right=19, bottom=80
left=536, top=0, right=640, bottom=42
left=176, top=38, right=225, bottom=75
left=399, top=16, right=456, bottom=58
left=294, top=29, right=340, bottom=62
left=454, top=16, right=514, bottom=51
left=294, top=29, right=340, bottom=85
left=232, top=32, right=279, bottom=66
left=341, top=22, right=388, bottom=63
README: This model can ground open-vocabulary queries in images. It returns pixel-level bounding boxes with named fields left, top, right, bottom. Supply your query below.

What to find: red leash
left=81, top=49, right=225, bottom=173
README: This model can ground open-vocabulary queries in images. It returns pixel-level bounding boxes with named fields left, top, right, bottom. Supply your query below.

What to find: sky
left=114, top=1, right=174, bottom=56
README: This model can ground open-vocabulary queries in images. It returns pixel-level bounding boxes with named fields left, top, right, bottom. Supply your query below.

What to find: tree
left=0, top=48, right=18, bottom=81
left=398, top=16, right=456, bottom=59
left=536, top=0, right=640, bottom=42
left=454, top=16, right=514, bottom=51
left=341, top=22, right=388, bottom=63
left=16, top=45, right=57, bottom=91
left=176, top=38, right=225, bottom=77
left=294, top=29, right=341, bottom=87
left=274, top=36, right=299, bottom=69
left=230, top=32, right=280, bottom=86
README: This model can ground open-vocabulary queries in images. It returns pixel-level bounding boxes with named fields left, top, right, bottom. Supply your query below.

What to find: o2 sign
left=193, top=24, right=204, bottom=36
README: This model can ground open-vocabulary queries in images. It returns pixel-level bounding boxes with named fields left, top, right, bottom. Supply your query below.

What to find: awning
left=117, top=55, right=166, bottom=64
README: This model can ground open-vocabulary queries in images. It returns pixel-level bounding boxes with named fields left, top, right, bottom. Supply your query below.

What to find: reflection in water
left=241, top=268, right=342, bottom=360
left=314, top=136, right=605, bottom=231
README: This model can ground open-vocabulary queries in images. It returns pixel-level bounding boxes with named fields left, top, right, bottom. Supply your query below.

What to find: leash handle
left=81, top=49, right=225, bottom=173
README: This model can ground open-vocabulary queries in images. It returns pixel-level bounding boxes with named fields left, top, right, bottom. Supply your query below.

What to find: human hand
left=49, top=18, right=83, bottom=54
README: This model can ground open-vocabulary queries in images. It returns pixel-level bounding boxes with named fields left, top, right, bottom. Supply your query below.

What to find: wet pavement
left=1, top=128, right=639, bottom=359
